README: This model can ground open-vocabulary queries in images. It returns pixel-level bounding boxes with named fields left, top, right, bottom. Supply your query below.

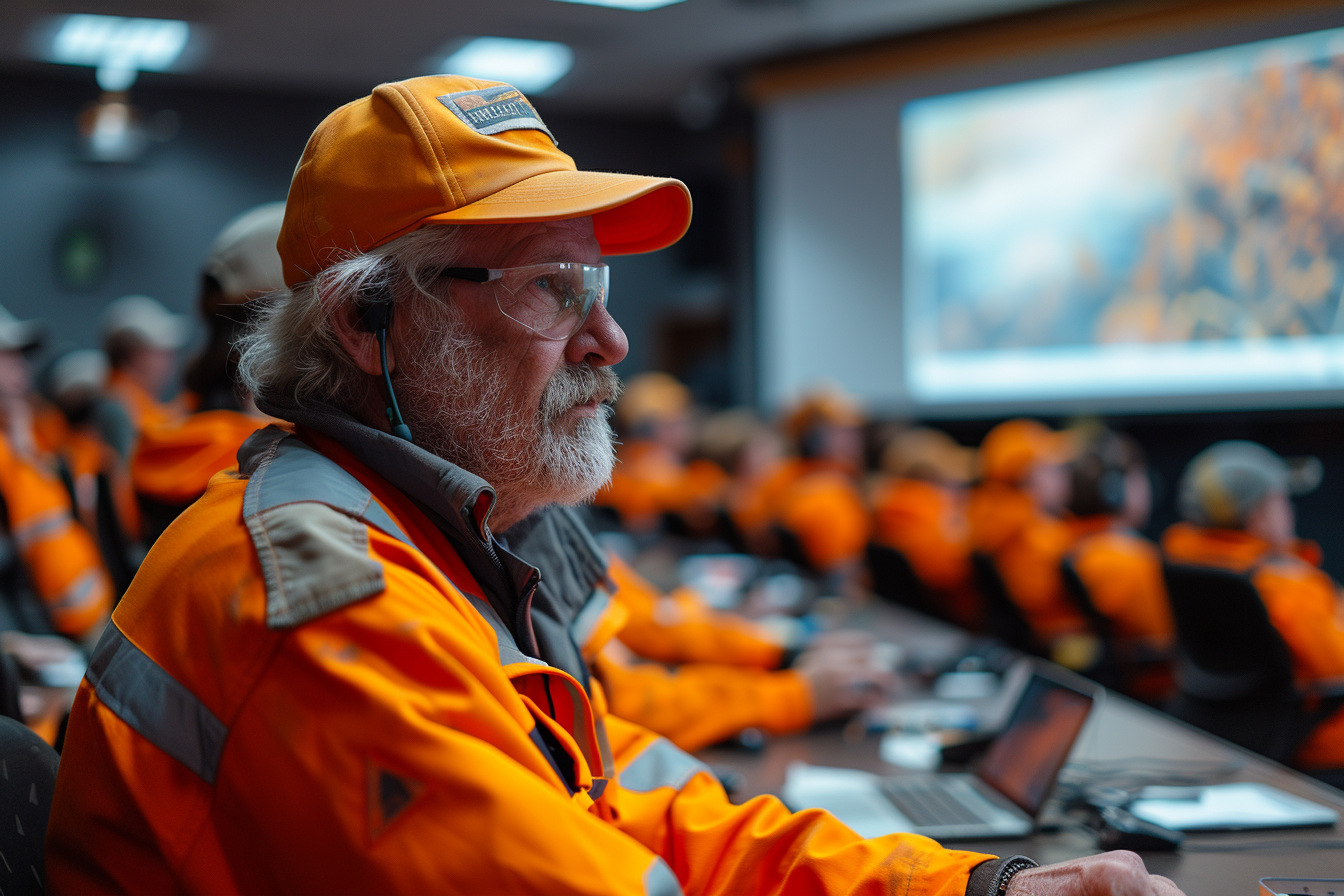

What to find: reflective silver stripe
left=619, top=738, right=711, bottom=793
left=47, top=570, right=105, bottom=612
left=12, top=509, right=71, bottom=550
left=569, top=586, right=612, bottom=650
left=644, top=857, right=683, bottom=896
left=84, top=623, right=228, bottom=784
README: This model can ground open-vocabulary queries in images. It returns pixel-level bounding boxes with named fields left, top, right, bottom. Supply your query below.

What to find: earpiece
left=357, top=290, right=414, bottom=443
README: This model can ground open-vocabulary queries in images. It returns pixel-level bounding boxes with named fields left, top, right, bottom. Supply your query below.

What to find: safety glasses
left=440, top=262, right=609, bottom=340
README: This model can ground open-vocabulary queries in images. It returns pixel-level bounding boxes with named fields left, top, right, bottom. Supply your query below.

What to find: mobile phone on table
left=1260, top=880, right=1343, bottom=896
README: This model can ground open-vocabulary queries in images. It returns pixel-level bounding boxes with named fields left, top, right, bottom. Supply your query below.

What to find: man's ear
left=331, top=300, right=394, bottom=376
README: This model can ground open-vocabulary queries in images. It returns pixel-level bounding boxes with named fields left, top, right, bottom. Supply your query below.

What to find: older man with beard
left=46, top=76, right=1182, bottom=896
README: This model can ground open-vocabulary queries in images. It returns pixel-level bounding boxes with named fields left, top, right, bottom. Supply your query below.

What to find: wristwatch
left=994, top=856, right=1040, bottom=894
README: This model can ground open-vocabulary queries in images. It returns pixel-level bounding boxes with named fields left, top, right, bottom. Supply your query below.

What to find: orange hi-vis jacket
left=732, top=458, right=868, bottom=572
left=106, top=370, right=182, bottom=439
left=871, top=477, right=980, bottom=627
left=0, top=431, right=111, bottom=643
left=1068, top=526, right=1174, bottom=648
left=132, top=409, right=270, bottom=508
left=967, top=481, right=1037, bottom=556
left=606, top=554, right=787, bottom=669
left=595, top=441, right=728, bottom=533
left=1162, top=522, right=1344, bottom=769
left=48, top=406, right=1002, bottom=895
left=992, top=514, right=1108, bottom=645
left=506, top=538, right=810, bottom=753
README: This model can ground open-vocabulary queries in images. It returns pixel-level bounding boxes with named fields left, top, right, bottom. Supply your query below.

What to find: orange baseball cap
left=978, top=419, right=1074, bottom=484
left=277, top=75, right=693, bottom=287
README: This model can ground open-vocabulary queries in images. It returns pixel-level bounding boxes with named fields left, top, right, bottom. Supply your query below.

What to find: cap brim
left=1286, top=456, right=1323, bottom=495
left=0, top=320, right=45, bottom=353
left=423, top=170, right=692, bottom=256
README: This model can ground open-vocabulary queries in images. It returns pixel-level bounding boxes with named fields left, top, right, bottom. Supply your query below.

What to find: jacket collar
left=256, top=396, right=497, bottom=541
left=253, top=396, right=545, bottom=658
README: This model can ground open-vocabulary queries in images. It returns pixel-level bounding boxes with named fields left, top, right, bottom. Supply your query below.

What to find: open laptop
left=784, top=665, right=1095, bottom=840
left=878, top=667, right=1096, bottom=839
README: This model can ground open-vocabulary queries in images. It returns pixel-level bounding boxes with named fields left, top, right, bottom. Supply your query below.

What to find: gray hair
left=235, top=225, right=465, bottom=411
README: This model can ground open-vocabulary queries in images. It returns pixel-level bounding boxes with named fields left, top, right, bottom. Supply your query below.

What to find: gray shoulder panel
left=85, top=623, right=228, bottom=784
left=241, top=433, right=413, bottom=628
left=247, top=501, right=387, bottom=629
left=619, top=737, right=712, bottom=794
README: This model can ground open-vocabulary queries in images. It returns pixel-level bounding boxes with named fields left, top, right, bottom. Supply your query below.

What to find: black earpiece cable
left=359, top=298, right=414, bottom=443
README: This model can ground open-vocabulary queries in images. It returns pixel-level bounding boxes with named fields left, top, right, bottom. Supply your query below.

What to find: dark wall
left=932, top=408, right=1344, bottom=581
left=0, top=68, right=753, bottom=399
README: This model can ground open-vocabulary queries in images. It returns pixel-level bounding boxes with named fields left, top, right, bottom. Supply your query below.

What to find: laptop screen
left=975, top=673, right=1094, bottom=816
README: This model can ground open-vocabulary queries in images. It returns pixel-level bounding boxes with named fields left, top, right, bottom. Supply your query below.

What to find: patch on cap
left=437, top=85, right=557, bottom=146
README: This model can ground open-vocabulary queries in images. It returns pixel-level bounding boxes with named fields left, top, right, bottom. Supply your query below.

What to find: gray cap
left=202, top=202, right=286, bottom=300
left=101, top=295, right=189, bottom=350
left=1179, top=440, right=1322, bottom=529
left=0, top=304, right=44, bottom=352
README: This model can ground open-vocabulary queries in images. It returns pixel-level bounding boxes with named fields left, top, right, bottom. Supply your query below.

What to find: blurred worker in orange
left=1163, top=441, right=1344, bottom=770
left=969, top=419, right=1091, bottom=653
left=0, top=310, right=113, bottom=649
left=132, top=203, right=284, bottom=533
left=730, top=388, right=869, bottom=575
left=101, top=294, right=189, bottom=454
left=870, top=427, right=979, bottom=626
left=39, top=350, right=142, bottom=569
left=594, top=371, right=726, bottom=534
left=1066, top=431, right=1173, bottom=651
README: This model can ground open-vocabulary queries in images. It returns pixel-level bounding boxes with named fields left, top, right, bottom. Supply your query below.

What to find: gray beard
left=394, top=306, right=622, bottom=523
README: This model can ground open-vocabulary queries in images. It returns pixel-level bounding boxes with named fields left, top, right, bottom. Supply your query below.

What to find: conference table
left=697, top=598, right=1344, bottom=895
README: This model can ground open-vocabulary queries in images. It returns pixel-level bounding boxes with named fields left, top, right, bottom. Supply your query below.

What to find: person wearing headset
left=48, top=75, right=1182, bottom=896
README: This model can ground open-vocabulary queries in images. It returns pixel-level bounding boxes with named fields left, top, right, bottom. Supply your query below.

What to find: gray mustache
left=541, top=365, right=622, bottom=420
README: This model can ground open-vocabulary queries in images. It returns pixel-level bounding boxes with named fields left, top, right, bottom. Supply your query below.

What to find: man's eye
left=533, top=277, right=551, bottom=291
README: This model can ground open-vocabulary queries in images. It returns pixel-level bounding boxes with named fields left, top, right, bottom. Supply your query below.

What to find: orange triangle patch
left=366, top=759, right=425, bottom=841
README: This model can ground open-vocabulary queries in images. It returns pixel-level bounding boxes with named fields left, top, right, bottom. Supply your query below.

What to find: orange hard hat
left=616, top=372, right=692, bottom=431
left=978, top=419, right=1073, bottom=484
left=780, top=387, right=864, bottom=443
left=277, top=76, right=693, bottom=287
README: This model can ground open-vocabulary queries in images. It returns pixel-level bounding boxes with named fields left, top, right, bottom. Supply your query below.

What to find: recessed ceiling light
left=440, top=38, right=575, bottom=95
left=551, top=0, right=685, bottom=9
left=45, top=14, right=191, bottom=91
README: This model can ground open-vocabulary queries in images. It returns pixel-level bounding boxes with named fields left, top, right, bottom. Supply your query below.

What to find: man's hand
left=795, top=644, right=896, bottom=721
left=1007, top=852, right=1184, bottom=895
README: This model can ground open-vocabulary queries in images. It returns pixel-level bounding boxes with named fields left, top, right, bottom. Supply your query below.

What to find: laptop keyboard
left=882, top=780, right=987, bottom=827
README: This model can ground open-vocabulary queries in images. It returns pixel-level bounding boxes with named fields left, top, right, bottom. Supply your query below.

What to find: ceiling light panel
left=48, top=15, right=190, bottom=71
left=550, top=0, right=686, bottom=9
left=439, top=38, right=575, bottom=94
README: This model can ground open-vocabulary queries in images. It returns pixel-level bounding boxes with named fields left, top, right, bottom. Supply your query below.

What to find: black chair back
left=970, top=552, right=1039, bottom=653
left=1161, top=561, right=1305, bottom=760
left=1059, top=556, right=1123, bottom=688
left=865, top=543, right=939, bottom=619
left=1162, top=562, right=1293, bottom=700
left=0, top=716, right=58, bottom=895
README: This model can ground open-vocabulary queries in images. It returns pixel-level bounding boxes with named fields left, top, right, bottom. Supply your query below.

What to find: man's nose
left=566, top=300, right=628, bottom=368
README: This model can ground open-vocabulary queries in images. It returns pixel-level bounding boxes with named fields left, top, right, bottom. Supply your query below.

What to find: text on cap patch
left=437, top=85, right=558, bottom=146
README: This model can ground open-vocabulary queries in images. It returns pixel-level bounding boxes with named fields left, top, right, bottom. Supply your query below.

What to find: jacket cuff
left=758, top=669, right=814, bottom=735
left=966, top=856, right=1036, bottom=896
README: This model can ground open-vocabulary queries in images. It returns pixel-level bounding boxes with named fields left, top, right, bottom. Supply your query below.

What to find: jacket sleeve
left=608, top=554, right=787, bottom=669
left=0, top=436, right=111, bottom=641
left=601, top=714, right=998, bottom=896
left=592, top=641, right=812, bottom=751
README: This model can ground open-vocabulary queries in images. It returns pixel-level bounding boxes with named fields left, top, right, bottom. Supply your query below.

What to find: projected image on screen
left=903, top=26, right=1344, bottom=405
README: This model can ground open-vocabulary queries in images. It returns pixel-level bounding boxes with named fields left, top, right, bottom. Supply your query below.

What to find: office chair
left=1058, top=557, right=1122, bottom=689
left=865, top=542, right=941, bottom=620
left=1060, top=557, right=1175, bottom=700
left=0, top=716, right=59, bottom=895
left=970, top=552, right=1039, bottom=654
left=1162, top=561, right=1344, bottom=763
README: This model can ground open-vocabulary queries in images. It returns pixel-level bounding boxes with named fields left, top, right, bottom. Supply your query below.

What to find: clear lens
left=493, top=263, right=608, bottom=340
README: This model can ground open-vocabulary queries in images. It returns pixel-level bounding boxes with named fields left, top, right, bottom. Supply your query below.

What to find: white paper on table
left=1129, top=782, right=1338, bottom=831
left=780, top=762, right=915, bottom=839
